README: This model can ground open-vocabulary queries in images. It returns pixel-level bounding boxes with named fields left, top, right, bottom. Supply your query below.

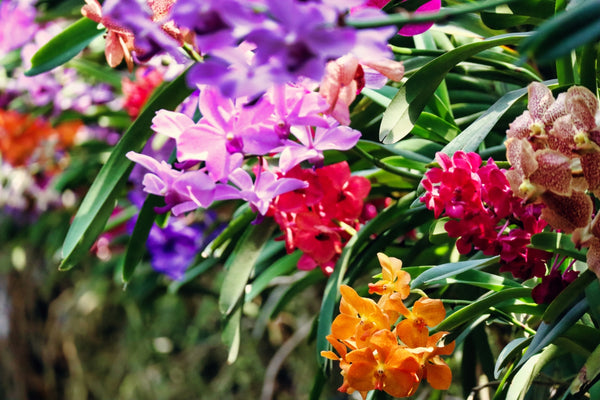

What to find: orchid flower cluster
left=83, top=0, right=442, bottom=275
left=505, top=82, right=600, bottom=280
left=268, top=161, right=372, bottom=275
left=322, top=253, right=454, bottom=399
left=420, top=151, right=552, bottom=282
left=82, top=0, right=434, bottom=98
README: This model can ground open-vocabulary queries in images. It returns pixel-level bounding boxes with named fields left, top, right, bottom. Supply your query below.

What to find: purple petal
left=152, top=110, right=195, bottom=139
left=278, top=142, right=320, bottom=172
left=313, top=125, right=361, bottom=151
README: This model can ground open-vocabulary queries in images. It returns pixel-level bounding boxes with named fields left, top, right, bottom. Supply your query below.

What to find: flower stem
left=346, top=0, right=518, bottom=29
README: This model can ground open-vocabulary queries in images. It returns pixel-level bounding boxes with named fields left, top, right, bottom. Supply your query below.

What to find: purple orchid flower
left=126, top=151, right=216, bottom=215
left=0, top=0, right=38, bottom=56
left=145, top=218, right=204, bottom=280
left=246, top=0, right=356, bottom=84
left=165, top=86, right=282, bottom=182
left=278, top=124, right=362, bottom=172
left=169, top=0, right=263, bottom=53
left=151, top=109, right=196, bottom=140
left=227, top=167, right=308, bottom=215
left=268, top=84, right=331, bottom=138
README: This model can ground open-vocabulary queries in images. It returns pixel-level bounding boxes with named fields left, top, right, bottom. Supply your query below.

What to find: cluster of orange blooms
left=322, top=253, right=455, bottom=399
left=0, top=109, right=81, bottom=168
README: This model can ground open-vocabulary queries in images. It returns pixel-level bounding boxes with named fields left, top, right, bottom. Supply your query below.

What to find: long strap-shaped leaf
left=379, top=32, right=531, bottom=144
left=25, top=17, right=104, bottom=76
left=516, top=298, right=589, bottom=369
left=60, top=71, right=193, bottom=271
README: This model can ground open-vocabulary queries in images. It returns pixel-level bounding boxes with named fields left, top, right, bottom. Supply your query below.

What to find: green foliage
left=25, top=17, right=104, bottom=76
left=6, top=0, right=600, bottom=399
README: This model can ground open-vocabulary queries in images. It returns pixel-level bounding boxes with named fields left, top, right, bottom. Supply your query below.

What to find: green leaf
left=428, top=269, right=522, bottom=291
left=481, top=11, right=543, bottom=30
left=222, top=306, right=242, bottom=364
left=269, top=269, right=325, bottom=318
left=67, top=58, right=123, bottom=88
left=59, top=71, right=193, bottom=271
left=507, top=345, right=564, bottom=400
left=378, top=155, right=427, bottom=172
left=411, top=257, right=499, bottom=289
left=361, top=87, right=396, bottom=108
left=494, top=337, right=532, bottom=379
left=245, top=251, right=302, bottom=302
left=518, top=298, right=589, bottom=369
left=207, top=205, right=255, bottom=253
left=218, top=221, right=276, bottom=316
left=434, top=288, right=532, bottom=332
left=570, top=343, right=600, bottom=396
left=519, top=1, right=600, bottom=65
left=25, top=17, right=104, bottom=76
left=530, top=232, right=588, bottom=262
left=411, top=112, right=460, bottom=143
left=168, top=257, right=220, bottom=294
left=346, top=0, right=519, bottom=29
left=379, top=33, right=529, bottom=144
left=585, top=280, right=600, bottom=326
left=121, top=195, right=164, bottom=283
left=440, top=83, right=534, bottom=155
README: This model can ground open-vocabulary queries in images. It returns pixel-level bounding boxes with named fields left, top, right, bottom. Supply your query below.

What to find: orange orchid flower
left=320, top=334, right=363, bottom=397
left=413, top=331, right=456, bottom=390
left=392, top=296, right=446, bottom=348
left=344, top=329, right=421, bottom=399
left=369, top=252, right=411, bottom=298
left=331, top=285, right=390, bottom=348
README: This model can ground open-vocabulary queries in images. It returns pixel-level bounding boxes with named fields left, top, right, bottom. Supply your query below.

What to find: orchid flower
left=126, top=151, right=216, bottom=216
left=227, top=167, right=308, bottom=215
left=279, top=124, right=361, bottom=172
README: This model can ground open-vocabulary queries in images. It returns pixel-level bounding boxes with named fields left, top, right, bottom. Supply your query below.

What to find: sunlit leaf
left=411, top=257, right=499, bottom=289
left=506, top=345, right=563, bottom=400
left=570, top=343, right=600, bottom=396
left=434, top=288, right=532, bottom=332
left=379, top=33, right=529, bottom=144
left=494, top=337, right=531, bottom=379
left=25, top=17, right=104, bottom=76
left=531, top=232, right=588, bottom=261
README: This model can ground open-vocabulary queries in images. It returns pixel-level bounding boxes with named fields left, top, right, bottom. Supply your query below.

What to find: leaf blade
left=379, top=33, right=530, bottom=144
left=25, top=17, right=104, bottom=76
